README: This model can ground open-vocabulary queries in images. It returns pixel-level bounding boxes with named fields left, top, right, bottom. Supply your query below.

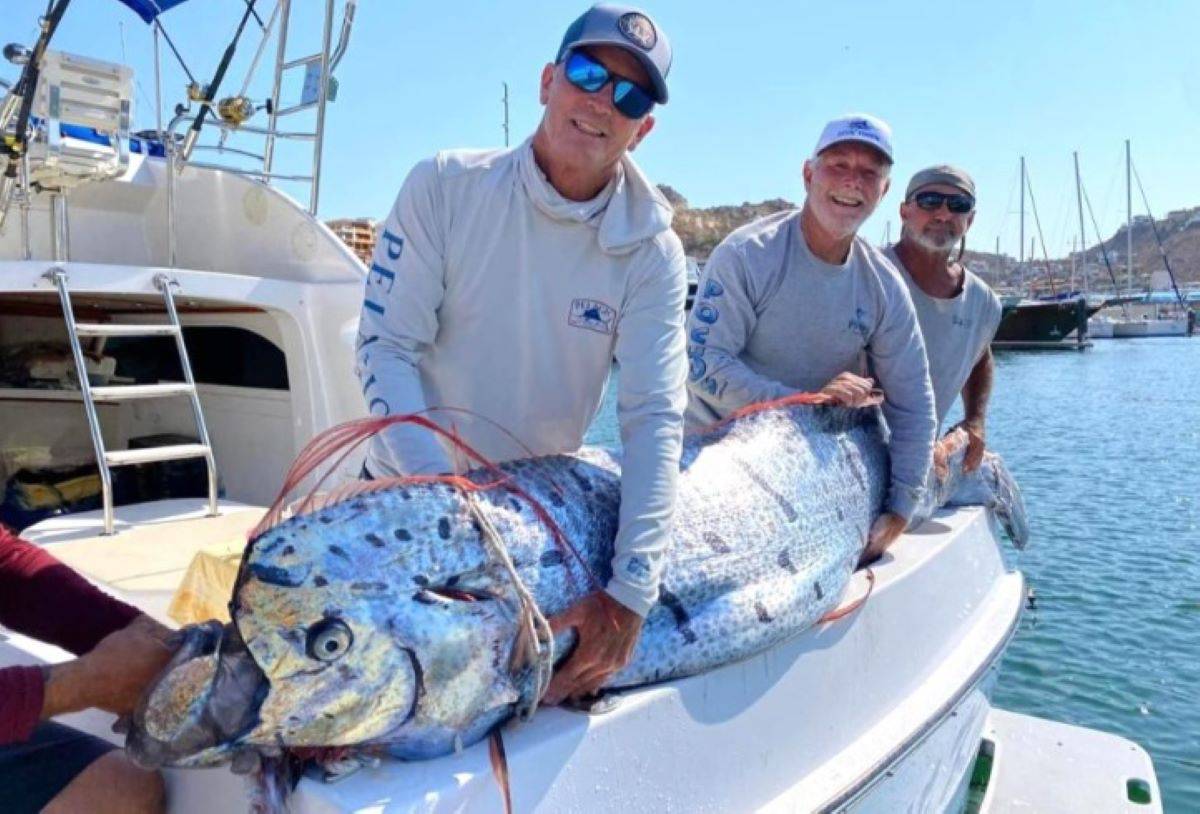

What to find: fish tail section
left=945, top=452, right=1030, bottom=549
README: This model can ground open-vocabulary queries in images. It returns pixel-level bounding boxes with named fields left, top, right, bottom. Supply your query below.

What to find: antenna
left=501, top=82, right=510, bottom=147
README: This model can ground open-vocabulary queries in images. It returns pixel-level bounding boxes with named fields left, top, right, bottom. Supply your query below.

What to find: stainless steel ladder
left=46, top=268, right=218, bottom=534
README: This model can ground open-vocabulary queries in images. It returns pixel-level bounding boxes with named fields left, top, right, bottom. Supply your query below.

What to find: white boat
left=1111, top=315, right=1188, bottom=338
left=0, top=3, right=1161, bottom=812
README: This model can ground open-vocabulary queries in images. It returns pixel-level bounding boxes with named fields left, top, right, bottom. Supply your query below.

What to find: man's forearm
left=961, top=349, right=994, bottom=429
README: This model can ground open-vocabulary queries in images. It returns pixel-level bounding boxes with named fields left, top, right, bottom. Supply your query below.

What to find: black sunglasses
left=562, top=49, right=656, bottom=120
left=911, top=190, right=975, bottom=214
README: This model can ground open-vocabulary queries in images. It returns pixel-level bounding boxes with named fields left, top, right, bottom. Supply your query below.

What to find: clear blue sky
left=8, top=0, right=1200, bottom=259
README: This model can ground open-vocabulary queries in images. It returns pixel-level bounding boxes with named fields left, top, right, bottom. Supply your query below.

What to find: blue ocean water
left=586, top=337, right=1199, bottom=811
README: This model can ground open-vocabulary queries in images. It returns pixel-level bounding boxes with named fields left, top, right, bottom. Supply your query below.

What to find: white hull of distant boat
left=1111, top=317, right=1188, bottom=338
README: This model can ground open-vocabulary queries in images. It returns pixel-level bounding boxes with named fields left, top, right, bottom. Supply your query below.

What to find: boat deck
left=978, top=708, right=1161, bottom=814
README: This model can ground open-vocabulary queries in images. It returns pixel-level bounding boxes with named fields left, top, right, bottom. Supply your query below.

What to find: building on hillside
left=325, top=218, right=378, bottom=265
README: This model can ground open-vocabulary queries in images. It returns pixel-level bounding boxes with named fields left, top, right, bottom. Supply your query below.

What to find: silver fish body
left=128, top=402, right=1025, bottom=769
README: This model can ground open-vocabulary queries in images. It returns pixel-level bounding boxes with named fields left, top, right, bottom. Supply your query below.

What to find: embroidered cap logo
left=617, top=12, right=657, bottom=50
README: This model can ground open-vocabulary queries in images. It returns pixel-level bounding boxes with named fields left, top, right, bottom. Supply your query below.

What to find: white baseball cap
left=812, top=113, right=894, bottom=163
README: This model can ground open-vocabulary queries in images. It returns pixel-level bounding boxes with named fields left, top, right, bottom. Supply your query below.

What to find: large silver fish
left=127, top=398, right=1027, bottom=772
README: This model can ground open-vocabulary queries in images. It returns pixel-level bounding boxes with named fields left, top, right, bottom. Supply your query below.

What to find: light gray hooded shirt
left=356, top=138, right=688, bottom=616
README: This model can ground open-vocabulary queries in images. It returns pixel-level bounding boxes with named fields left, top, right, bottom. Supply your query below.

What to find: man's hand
left=543, top=591, right=643, bottom=705
left=959, top=420, right=986, bottom=473
left=932, top=436, right=952, bottom=482
left=858, top=512, right=907, bottom=566
left=43, top=615, right=175, bottom=720
left=819, top=372, right=879, bottom=408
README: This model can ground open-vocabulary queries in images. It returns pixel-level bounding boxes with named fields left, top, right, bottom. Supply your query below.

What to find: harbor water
left=586, top=337, right=1199, bottom=811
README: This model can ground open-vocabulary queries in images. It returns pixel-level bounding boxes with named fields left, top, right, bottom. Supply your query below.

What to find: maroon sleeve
left=0, top=524, right=143, bottom=743
left=0, top=524, right=141, bottom=655
left=0, top=666, right=45, bottom=746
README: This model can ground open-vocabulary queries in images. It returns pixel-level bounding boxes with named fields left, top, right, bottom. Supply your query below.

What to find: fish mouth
left=127, top=620, right=269, bottom=769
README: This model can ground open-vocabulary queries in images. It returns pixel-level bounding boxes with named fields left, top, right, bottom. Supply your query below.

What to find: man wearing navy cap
left=357, top=5, right=686, bottom=703
left=685, top=115, right=936, bottom=564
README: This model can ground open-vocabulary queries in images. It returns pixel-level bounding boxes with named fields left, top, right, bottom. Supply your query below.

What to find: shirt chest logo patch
left=568, top=298, right=617, bottom=335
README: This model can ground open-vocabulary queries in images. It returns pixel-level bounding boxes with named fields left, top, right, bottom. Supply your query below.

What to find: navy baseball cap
left=555, top=4, right=672, bottom=104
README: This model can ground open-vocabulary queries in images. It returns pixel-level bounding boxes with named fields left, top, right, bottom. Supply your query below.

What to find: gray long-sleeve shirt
left=684, top=210, right=936, bottom=520
left=356, top=139, right=688, bottom=616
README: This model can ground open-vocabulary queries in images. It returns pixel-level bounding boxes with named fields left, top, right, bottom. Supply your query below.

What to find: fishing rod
left=0, top=0, right=73, bottom=228
left=179, top=0, right=260, bottom=160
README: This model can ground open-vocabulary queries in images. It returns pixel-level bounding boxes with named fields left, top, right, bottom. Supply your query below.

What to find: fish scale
left=128, top=400, right=1027, bottom=773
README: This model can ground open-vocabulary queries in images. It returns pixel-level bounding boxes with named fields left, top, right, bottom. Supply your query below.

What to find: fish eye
left=305, top=618, right=353, bottom=662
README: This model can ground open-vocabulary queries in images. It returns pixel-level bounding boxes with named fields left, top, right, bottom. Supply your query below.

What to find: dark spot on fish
left=836, top=507, right=845, bottom=521
left=539, top=550, right=565, bottom=568
left=567, top=466, right=594, bottom=493
left=755, top=601, right=773, bottom=623
left=470, top=518, right=484, bottom=537
left=329, top=544, right=350, bottom=560
left=313, top=575, right=328, bottom=587
left=703, top=532, right=731, bottom=554
left=546, top=490, right=566, bottom=508
left=282, top=545, right=295, bottom=556
left=814, top=581, right=824, bottom=600
left=437, top=517, right=451, bottom=540
left=394, top=528, right=412, bottom=542
left=399, top=488, right=411, bottom=500
left=258, top=537, right=285, bottom=555
left=446, top=574, right=460, bottom=586
left=350, top=581, right=388, bottom=592
left=414, top=590, right=437, bottom=605
left=777, top=549, right=797, bottom=574
left=413, top=574, right=429, bottom=587
left=364, top=533, right=386, bottom=548
left=658, top=587, right=697, bottom=644
left=508, top=497, right=522, bottom=512
left=251, top=564, right=307, bottom=587
left=318, top=515, right=333, bottom=525
left=350, top=500, right=368, bottom=511
left=732, top=456, right=798, bottom=522
left=850, top=463, right=867, bottom=492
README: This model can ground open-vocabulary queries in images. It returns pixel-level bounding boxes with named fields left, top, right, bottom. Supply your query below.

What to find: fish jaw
left=127, top=621, right=268, bottom=768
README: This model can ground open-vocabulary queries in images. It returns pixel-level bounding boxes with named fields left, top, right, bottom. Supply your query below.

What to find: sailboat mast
left=1074, top=152, right=1088, bottom=296
left=1019, top=156, right=1026, bottom=267
left=1126, top=139, right=1133, bottom=293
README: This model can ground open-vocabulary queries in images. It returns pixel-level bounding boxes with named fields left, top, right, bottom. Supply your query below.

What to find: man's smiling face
left=537, top=45, right=655, bottom=184
left=802, top=142, right=891, bottom=241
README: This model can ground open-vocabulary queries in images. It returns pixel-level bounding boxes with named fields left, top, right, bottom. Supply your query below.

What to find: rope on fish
left=818, top=567, right=875, bottom=623
left=465, top=490, right=555, bottom=718
left=248, top=412, right=601, bottom=592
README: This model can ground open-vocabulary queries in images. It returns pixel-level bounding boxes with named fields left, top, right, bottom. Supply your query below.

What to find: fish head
left=130, top=487, right=530, bottom=766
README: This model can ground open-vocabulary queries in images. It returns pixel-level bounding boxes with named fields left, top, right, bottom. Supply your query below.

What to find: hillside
left=663, top=187, right=1198, bottom=287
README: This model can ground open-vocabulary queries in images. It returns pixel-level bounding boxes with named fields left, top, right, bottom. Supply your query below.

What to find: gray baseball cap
left=555, top=4, right=673, bottom=104
left=906, top=165, right=976, bottom=200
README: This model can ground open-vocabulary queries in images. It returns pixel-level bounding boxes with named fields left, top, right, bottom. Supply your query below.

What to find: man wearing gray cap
left=885, top=166, right=1002, bottom=474
left=686, top=114, right=936, bottom=564
left=356, top=4, right=685, bottom=704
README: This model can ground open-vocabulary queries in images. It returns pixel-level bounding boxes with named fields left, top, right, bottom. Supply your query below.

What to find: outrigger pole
left=179, top=0, right=261, bottom=161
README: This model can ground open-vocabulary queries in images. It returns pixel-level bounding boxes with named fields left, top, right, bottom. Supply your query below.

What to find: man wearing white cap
left=685, top=114, right=936, bottom=563
left=357, top=4, right=685, bottom=703
left=884, top=166, right=1002, bottom=475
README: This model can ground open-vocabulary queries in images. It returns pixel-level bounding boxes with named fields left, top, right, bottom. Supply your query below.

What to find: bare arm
left=957, top=348, right=994, bottom=472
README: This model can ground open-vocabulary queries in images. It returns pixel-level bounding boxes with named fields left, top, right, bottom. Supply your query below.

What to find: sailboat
left=991, top=157, right=1098, bottom=350
left=1101, top=141, right=1192, bottom=338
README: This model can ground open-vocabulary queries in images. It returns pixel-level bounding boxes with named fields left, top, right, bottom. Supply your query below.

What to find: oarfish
left=127, top=395, right=1027, bottom=775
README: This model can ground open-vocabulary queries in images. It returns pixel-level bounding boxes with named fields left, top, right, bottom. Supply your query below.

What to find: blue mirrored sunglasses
left=563, top=50, right=655, bottom=120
